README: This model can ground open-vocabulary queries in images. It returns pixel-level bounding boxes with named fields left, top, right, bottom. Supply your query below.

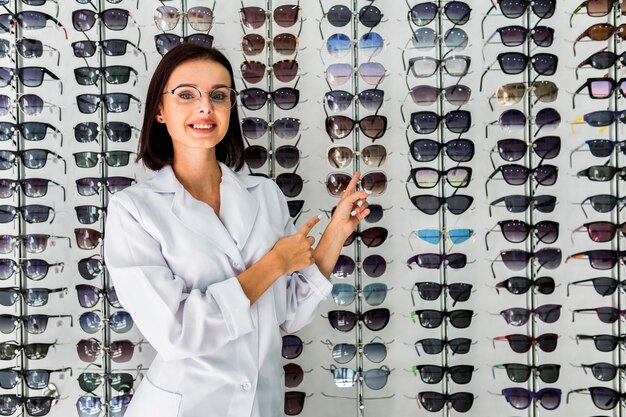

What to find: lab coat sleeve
left=104, top=194, right=255, bottom=361
left=271, top=183, right=332, bottom=333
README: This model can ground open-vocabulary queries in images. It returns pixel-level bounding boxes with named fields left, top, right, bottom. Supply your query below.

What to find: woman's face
left=156, top=58, right=233, bottom=156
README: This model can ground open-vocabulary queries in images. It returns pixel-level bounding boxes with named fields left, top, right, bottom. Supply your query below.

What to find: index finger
left=297, top=215, right=321, bottom=236
left=342, top=171, right=362, bottom=197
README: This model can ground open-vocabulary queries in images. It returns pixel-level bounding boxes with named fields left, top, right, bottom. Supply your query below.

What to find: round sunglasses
left=409, top=138, right=474, bottom=163
left=325, top=115, right=387, bottom=140
left=322, top=4, right=383, bottom=28
left=325, top=338, right=387, bottom=364
left=239, top=87, right=298, bottom=111
left=325, top=89, right=384, bottom=113
left=332, top=254, right=387, bottom=278
left=327, top=144, right=387, bottom=169
left=332, top=283, right=388, bottom=306
left=325, top=172, right=387, bottom=197
left=241, top=117, right=300, bottom=140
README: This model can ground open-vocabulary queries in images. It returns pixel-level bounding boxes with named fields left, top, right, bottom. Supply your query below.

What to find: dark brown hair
left=137, top=43, right=245, bottom=171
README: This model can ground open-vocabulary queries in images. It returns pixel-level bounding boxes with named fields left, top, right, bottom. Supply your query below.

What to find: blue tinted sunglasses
left=326, top=32, right=383, bottom=58
left=414, top=229, right=474, bottom=244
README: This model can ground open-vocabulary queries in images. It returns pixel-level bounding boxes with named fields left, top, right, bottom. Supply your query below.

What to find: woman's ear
left=155, top=107, right=164, bottom=123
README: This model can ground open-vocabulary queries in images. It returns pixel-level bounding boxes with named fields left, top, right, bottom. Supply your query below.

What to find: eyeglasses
left=0, top=11, right=65, bottom=34
left=326, top=32, right=384, bottom=58
left=406, top=190, right=473, bottom=215
left=567, top=250, right=626, bottom=270
left=241, top=117, right=300, bottom=140
left=577, top=334, right=626, bottom=351
left=325, top=172, right=387, bottom=197
left=573, top=23, right=626, bottom=55
left=493, top=333, right=558, bottom=353
left=495, top=276, right=555, bottom=295
left=343, top=227, right=389, bottom=248
left=0, top=287, right=66, bottom=307
left=407, top=253, right=467, bottom=270
left=74, top=65, right=138, bottom=86
left=154, top=33, right=213, bottom=56
left=331, top=282, right=388, bottom=306
left=240, top=87, right=298, bottom=110
left=408, top=1, right=471, bottom=26
left=328, top=365, right=391, bottom=390
left=73, top=151, right=135, bottom=169
left=74, top=121, right=138, bottom=144
left=241, top=33, right=298, bottom=57
left=79, top=310, right=133, bottom=334
left=493, top=363, right=561, bottom=383
left=409, top=167, right=472, bottom=189
left=154, top=6, right=214, bottom=31
left=567, top=387, right=626, bottom=410
left=0, top=123, right=63, bottom=146
left=407, top=27, right=468, bottom=51
left=241, top=60, right=299, bottom=84
left=325, top=62, right=386, bottom=86
left=332, top=254, right=387, bottom=278
left=408, top=84, right=471, bottom=107
left=76, top=394, right=132, bottom=417
left=573, top=77, right=626, bottom=108
left=408, top=138, right=474, bottom=163
left=406, top=55, right=471, bottom=78
left=479, top=52, right=558, bottom=91
left=76, top=338, right=141, bottom=363
left=483, top=25, right=554, bottom=48
left=411, top=282, right=472, bottom=307
left=0, top=340, right=57, bottom=360
left=0, top=367, right=70, bottom=390
left=417, top=392, right=474, bottom=413
left=490, top=81, right=558, bottom=110
left=0, top=204, right=54, bottom=224
left=573, top=307, right=626, bottom=324
left=569, top=277, right=626, bottom=296
left=0, top=259, right=64, bottom=281
left=76, top=285, right=120, bottom=308
left=573, top=221, right=626, bottom=242
left=78, top=370, right=136, bottom=394
left=485, top=164, right=558, bottom=197
left=75, top=177, right=135, bottom=197
left=325, top=115, right=387, bottom=140
left=328, top=308, right=390, bottom=332
left=76, top=93, right=141, bottom=114
left=489, top=194, right=556, bottom=216
left=320, top=4, right=383, bottom=29
left=485, top=220, right=559, bottom=249
left=72, top=8, right=134, bottom=31
left=503, top=388, right=561, bottom=410
left=576, top=49, right=626, bottom=79
left=326, top=144, right=387, bottom=169
left=0, top=66, right=61, bottom=90
left=412, top=365, right=474, bottom=385
left=490, top=136, right=561, bottom=167
left=486, top=108, right=561, bottom=137
left=325, top=89, right=384, bottom=113
left=0, top=178, right=64, bottom=200
left=581, top=110, right=626, bottom=127
left=581, top=362, right=626, bottom=381
left=415, top=338, right=471, bottom=355
left=409, top=110, right=471, bottom=134
left=240, top=4, right=300, bottom=29
left=0, top=93, right=60, bottom=119
left=411, top=309, right=473, bottom=329
left=0, top=395, right=58, bottom=416
left=77, top=255, right=104, bottom=281
left=578, top=165, right=626, bottom=182
left=323, top=337, right=388, bottom=364
left=492, top=248, right=562, bottom=276
left=500, top=304, right=562, bottom=326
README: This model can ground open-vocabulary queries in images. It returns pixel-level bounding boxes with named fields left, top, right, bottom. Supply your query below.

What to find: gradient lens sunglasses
left=332, top=254, right=387, bottom=278
left=417, top=392, right=474, bottom=413
left=74, top=121, right=138, bottom=143
left=0, top=287, right=66, bottom=307
left=409, top=110, right=471, bottom=134
left=570, top=139, right=626, bottom=167
left=322, top=337, right=388, bottom=364
left=407, top=84, right=471, bottom=107
left=331, top=283, right=388, bottom=307
left=78, top=370, right=136, bottom=393
left=0, top=234, right=70, bottom=254
left=573, top=23, right=626, bottom=55
left=500, top=304, right=561, bottom=326
left=414, top=338, right=471, bottom=356
left=154, top=33, right=213, bottom=56
left=326, top=144, right=387, bottom=169
left=75, top=285, right=120, bottom=309
left=488, top=194, right=556, bottom=216
left=76, top=93, right=141, bottom=114
left=0, top=258, right=63, bottom=280
left=577, top=165, right=626, bottom=181
left=412, top=365, right=474, bottom=384
left=485, top=164, right=558, bottom=197
left=479, top=52, right=558, bottom=91
left=483, top=25, right=554, bottom=48
left=0, top=11, right=65, bottom=35
left=74, top=229, right=103, bottom=251
left=0, top=314, right=71, bottom=335
left=327, top=308, right=390, bottom=332
left=0, top=66, right=61, bottom=90
left=240, top=3, right=300, bottom=29
left=72, top=8, right=134, bottom=31
left=325, top=32, right=384, bottom=58
left=489, top=81, right=558, bottom=110
left=409, top=167, right=472, bottom=189
left=153, top=5, right=214, bottom=31
left=408, top=1, right=471, bottom=26
left=74, top=65, right=138, bottom=86
left=73, top=151, right=135, bottom=169
left=485, top=108, right=561, bottom=138
left=325, top=115, right=387, bottom=140
left=0, top=94, right=61, bottom=121
left=241, top=117, right=300, bottom=140
left=325, top=171, right=387, bottom=197
left=241, top=33, right=299, bottom=57
left=79, top=310, right=133, bottom=334
left=485, top=220, right=559, bottom=249
left=411, top=309, right=473, bottom=329
left=406, top=190, right=473, bottom=215
left=493, top=333, right=558, bottom=353
left=495, top=276, right=555, bottom=295
left=502, top=388, right=561, bottom=410
left=0, top=37, right=59, bottom=62
left=320, top=4, right=383, bottom=29
left=245, top=142, right=302, bottom=170
left=0, top=204, right=54, bottom=224
left=325, top=62, right=386, bottom=86
left=490, top=136, right=560, bottom=167
left=406, top=27, right=468, bottom=51
left=573, top=221, right=626, bottom=242
left=240, top=59, right=299, bottom=84
left=406, top=253, right=467, bottom=270
left=406, top=55, right=471, bottom=78
left=570, top=0, right=626, bottom=24
left=572, top=77, right=626, bottom=108
left=76, top=394, right=132, bottom=417
left=284, top=392, right=305, bottom=416
left=284, top=363, right=305, bottom=388
left=566, top=250, right=626, bottom=270
left=567, top=387, right=626, bottom=410
left=77, top=338, right=143, bottom=363
left=75, top=177, right=135, bottom=197
left=343, top=227, right=389, bottom=248
left=239, top=87, right=299, bottom=110
left=325, top=89, right=384, bottom=112
left=411, top=282, right=472, bottom=307
left=0, top=178, right=64, bottom=200
left=493, top=363, right=560, bottom=383
left=580, top=362, right=626, bottom=381
left=327, top=365, right=391, bottom=390
left=0, top=123, right=63, bottom=147
left=0, top=367, right=70, bottom=390
left=481, top=0, right=556, bottom=25
left=491, top=248, right=562, bottom=276
left=409, top=138, right=474, bottom=163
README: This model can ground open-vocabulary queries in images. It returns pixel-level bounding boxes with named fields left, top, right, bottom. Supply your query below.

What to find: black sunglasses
left=411, top=309, right=473, bottom=329
left=411, top=282, right=472, bottom=307
left=489, top=194, right=556, bottom=216
left=481, top=0, right=556, bottom=38
left=74, top=121, right=138, bottom=144
left=76, top=93, right=141, bottom=114
left=0, top=287, right=66, bottom=307
left=493, top=363, right=560, bottom=383
left=408, top=138, right=474, bottom=163
left=0, top=367, right=70, bottom=390
left=577, top=334, right=626, bottom=352
left=406, top=186, right=473, bottom=215
left=0, top=314, right=71, bottom=335
left=485, top=219, right=559, bottom=250
left=490, top=136, right=560, bottom=168
left=568, top=277, right=626, bottom=296
left=0, top=11, right=66, bottom=38
left=154, top=33, right=214, bottom=56
left=0, top=204, right=54, bottom=224
left=0, top=66, right=62, bottom=92
left=240, top=87, right=298, bottom=110
left=75, top=177, right=135, bottom=196
left=77, top=255, right=104, bottom=281
left=414, top=337, right=472, bottom=356
left=483, top=24, right=554, bottom=48
left=492, top=248, right=562, bottom=277
left=72, top=8, right=134, bottom=31
left=579, top=193, right=626, bottom=217
left=418, top=391, right=474, bottom=413
left=479, top=52, right=558, bottom=91
left=581, top=362, right=626, bottom=381
left=412, top=364, right=474, bottom=384
left=500, top=304, right=561, bottom=326
left=576, top=49, right=626, bottom=79
left=328, top=308, right=390, bottom=332
left=495, top=276, right=555, bottom=295
left=485, top=164, right=558, bottom=197
left=74, top=65, right=138, bottom=86
left=73, top=151, right=135, bottom=169
left=409, top=110, right=471, bottom=134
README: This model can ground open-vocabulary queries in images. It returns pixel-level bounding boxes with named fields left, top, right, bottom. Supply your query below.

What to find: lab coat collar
left=149, top=163, right=260, bottom=266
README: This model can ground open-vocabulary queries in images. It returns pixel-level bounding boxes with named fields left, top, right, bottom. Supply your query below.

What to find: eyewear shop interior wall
left=0, top=0, right=624, bottom=416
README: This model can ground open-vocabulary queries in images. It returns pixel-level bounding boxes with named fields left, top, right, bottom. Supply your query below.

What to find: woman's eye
left=211, top=92, right=227, bottom=101
left=176, top=90, right=197, bottom=100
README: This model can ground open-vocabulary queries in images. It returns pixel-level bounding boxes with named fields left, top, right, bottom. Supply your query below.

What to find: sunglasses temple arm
left=569, top=3, right=585, bottom=28
left=566, top=389, right=589, bottom=403
left=490, top=254, right=501, bottom=279
left=572, top=82, right=588, bottom=109
left=480, top=6, right=495, bottom=39
left=484, top=169, right=499, bottom=198
left=484, top=227, right=495, bottom=251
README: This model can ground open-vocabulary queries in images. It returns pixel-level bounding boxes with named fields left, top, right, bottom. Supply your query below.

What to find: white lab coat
left=103, top=162, right=332, bottom=417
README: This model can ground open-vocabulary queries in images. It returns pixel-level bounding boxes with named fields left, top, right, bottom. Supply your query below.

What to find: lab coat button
left=230, top=259, right=241, bottom=270
left=241, top=381, right=251, bottom=390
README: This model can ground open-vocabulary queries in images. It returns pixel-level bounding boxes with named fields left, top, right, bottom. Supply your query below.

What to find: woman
left=103, top=43, right=370, bottom=417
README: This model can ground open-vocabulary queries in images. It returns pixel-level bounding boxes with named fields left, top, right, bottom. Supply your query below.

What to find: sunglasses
left=567, top=387, right=626, bottom=410
left=411, top=309, right=473, bottom=329
left=581, top=362, right=626, bottom=381
left=328, top=203, right=388, bottom=224
left=573, top=23, right=626, bottom=55
left=77, top=255, right=104, bottom=281
left=79, top=310, right=133, bottom=334
left=417, top=392, right=474, bottom=413
left=240, top=60, right=299, bottom=84
left=490, top=136, right=560, bottom=168
left=240, top=4, right=300, bottom=29
left=0, top=258, right=63, bottom=281
left=325, top=171, right=387, bottom=197
left=0, top=123, right=63, bottom=147
left=326, top=32, right=384, bottom=58
left=577, top=334, right=626, bottom=351
left=321, top=4, right=383, bottom=29
left=500, top=304, right=562, bottom=326
left=408, top=1, right=471, bottom=26
left=0, top=178, right=64, bottom=200
left=326, top=144, right=387, bottom=170
left=77, top=338, right=141, bottom=363
left=503, top=388, right=561, bottom=410
left=76, top=284, right=120, bottom=309
left=74, top=121, right=138, bottom=144
left=0, top=395, right=58, bottom=416
left=325, top=115, right=387, bottom=140
left=282, top=334, right=304, bottom=359
left=408, top=138, right=474, bottom=163
left=0, top=313, right=71, bottom=335
left=415, top=337, right=471, bottom=356
left=582, top=110, right=626, bottom=127
left=325, top=62, right=386, bottom=86
left=332, top=282, right=388, bottom=307
left=409, top=110, right=471, bottom=134
left=0, top=204, right=54, bottom=224
left=75, top=177, right=135, bottom=197
left=574, top=221, right=626, bottom=242
left=0, top=234, right=69, bottom=254
left=0, top=367, right=70, bottom=390
left=406, top=55, right=471, bottom=78
left=489, top=194, right=556, bottom=216
left=76, top=394, right=132, bottom=417
left=496, top=276, right=555, bottom=295
left=493, top=363, right=560, bottom=383
left=0, top=66, right=61, bottom=90
left=239, top=87, right=298, bottom=110
left=0, top=93, right=60, bottom=119
left=412, top=365, right=474, bottom=385
left=413, top=229, right=474, bottom=245
left=325, top=89, right=384, bottom=112
left=241, top=32, right=298, bottom=57
left=74, top=228, right=103, bottom=251
left=575, top=77, right=626, bottom=103
left=76, top=93, right=141, bottom=114
left=479, top=52, right=558, bottom=91
left=571, top=139, right=626, bottom=167
left=0, top=37, right=59, bottom=62
left=409, top=167, right=472, bottom=189
left=578, top=165, right=626, bottom=182
left=493, top=333, right=558, bottom=353
left=567, top=249, right=626, bottom=270
left=481, top=0, right=556, bottom=37
left=273, top=172, right=303, bottom=198
left=487, top=108, right=561, bottom=137
left=485, top=164, right=558, bottom=196
left=573, top=307, right=626, bottom=324
left=576, top=49, right=626, bottom=79
left=406, top=191, right=474, bottom=215
left=72, top=8, right=134, bottom=31
left=407, top=27, right=468, bottom=51
left=570, top=0, right=626, bottom=23
left=78, top=371, right=135, bottom=394
left=332, top=254, right=387, bottom=278
left=283, top=363, right=305, bottom=388
left=407, top=253, right=467, bottom=270
left=323, top=337, right=388, bottom=364
left=245, top=144, right=300, bottom=170
left=0, top=340, right=57, bottom=360
left=0, top=287, right=66, bottom=307
left=0, top=11, right=65, bottom=34
left=343, top=227, right=389, bottom=248
left=154, top=33, right=213, bottom=56
left=72, top=38, right=143, bottom=59
left=569, top=277, right=626, bottom=296
left=241, top=117, right=300, bottom=140
left=492, top=248, right=562, bottom=276
left=411, top=282, right=472, bottom=307
left=484, top=25, right=554, bottom=48
left=74, top=65, right=138, bottom=86
left=328, top=365, right=391, bottom=390
left=73, top=151, right=135, bottom=169
left=328, top=308, right=390, bottom=332
left=490, top=81, right=558, bottom=110
left=485, top=220, right=559, bottom=249
left=408, top=84, right=471, bottom=107
left=284, top=391, right=305, bottom=416
left=75, top=206, right=107, bottom=225
left=154, top=5, right=213, bottom=31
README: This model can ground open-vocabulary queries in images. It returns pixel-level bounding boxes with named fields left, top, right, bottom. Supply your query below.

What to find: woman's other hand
left=328, top=171, right=370, bottom=239
left=272, top=215, right=321, bottom=275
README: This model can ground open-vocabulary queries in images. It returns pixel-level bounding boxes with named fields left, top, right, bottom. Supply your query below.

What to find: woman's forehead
left=167, top=59, right=231, bottom=87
